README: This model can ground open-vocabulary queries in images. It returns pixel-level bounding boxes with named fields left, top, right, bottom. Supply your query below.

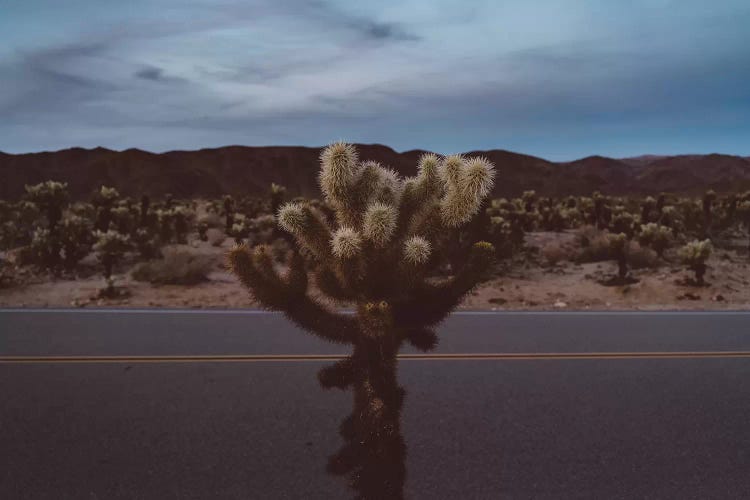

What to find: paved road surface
left=1, top=310, right=750, bottom=499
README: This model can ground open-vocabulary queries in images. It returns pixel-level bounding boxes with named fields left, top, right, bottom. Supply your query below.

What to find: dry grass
left=206, top=228, right=226, bottom=247
left=131, top=246, right=214, bottom=285
left=540, top=241, right=575, bottom=266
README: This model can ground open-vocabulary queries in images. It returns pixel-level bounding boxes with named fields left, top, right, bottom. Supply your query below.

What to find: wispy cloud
left=0, top=0, right=748, bottom=159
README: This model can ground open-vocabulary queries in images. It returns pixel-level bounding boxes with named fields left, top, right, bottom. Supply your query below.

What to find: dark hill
left=1, top=144, right=748, bottom=201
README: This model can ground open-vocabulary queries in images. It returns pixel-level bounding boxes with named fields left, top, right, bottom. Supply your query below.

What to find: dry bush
left=540, top=241, right=575, bottom=266
left=626, top=241, right=659, bottom=269
left=206, top=228, right=226, bottom=247
left=199, top=212, right=223, bottom=229
left=131, top=246, right=213, bottom=285
left=575, top=226, right=611, bottom=263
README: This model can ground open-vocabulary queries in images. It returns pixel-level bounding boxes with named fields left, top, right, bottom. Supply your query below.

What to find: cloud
left=0, top=0, right=748, bottom=159
left=134, top=65, right=188, bottom=83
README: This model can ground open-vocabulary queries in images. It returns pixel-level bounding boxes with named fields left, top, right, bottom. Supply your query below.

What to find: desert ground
left=2, top=229, right=747, bottom=310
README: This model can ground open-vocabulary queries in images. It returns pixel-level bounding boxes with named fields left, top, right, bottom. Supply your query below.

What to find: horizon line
left=2, top=143, right=748, bottom=165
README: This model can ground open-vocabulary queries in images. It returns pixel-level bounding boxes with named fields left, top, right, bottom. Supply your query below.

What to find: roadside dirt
left=2, top=232, right=748, bottom=310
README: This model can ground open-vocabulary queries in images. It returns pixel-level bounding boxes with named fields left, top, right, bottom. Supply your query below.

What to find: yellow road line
left=2, top=351, right=750, bottom=364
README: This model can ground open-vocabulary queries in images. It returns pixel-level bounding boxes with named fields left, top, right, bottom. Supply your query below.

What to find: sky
left=1, top=0, right=749, bottom=160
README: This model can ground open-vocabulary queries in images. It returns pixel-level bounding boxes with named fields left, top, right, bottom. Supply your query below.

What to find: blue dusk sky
left=1, top=0, right=748, bottom=160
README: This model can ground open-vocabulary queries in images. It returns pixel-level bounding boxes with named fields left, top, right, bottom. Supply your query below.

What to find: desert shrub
left=679, top=239, right=712, bottom=285
left=541, top=241, right=574, bottom=266
left=575, top=226, right=611, bottom=263
left=206, top=228, right=226, bottom=247
left=626, top=241, right=659, bottom=269
left=131, top=246, right=213, bottom=285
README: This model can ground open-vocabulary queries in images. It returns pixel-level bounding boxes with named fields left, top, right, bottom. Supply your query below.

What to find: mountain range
left=1, top=144, right=749, bottom=201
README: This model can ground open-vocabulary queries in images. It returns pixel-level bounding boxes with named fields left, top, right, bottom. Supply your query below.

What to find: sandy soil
left=1, top=232, right=748, bottom=310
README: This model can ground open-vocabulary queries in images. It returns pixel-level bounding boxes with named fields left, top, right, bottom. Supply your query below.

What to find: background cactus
left=738, top=200, right=750, bottom=258
left=93, top=229, right=131, bottom=296
left=59, top=215, right=93, bottom=271
left=23, top=181, right=70, bottom=271
left=638, top=223, right=672, bottom=259
left=91, top=185, right=120, bottom=232
left=608, top=232, right=630, bottom=282
left=229, top=142, right=496, bottom=498
left=679, top=239, right=712, bottom=285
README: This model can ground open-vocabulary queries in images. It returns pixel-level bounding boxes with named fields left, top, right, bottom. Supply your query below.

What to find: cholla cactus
left=155, top=209, right=174, bottom=243
left=738, top=201, right=750, bottom=258
left=228, top=213, right=250, bottom=244
left=29, top=227, right=61, bottom=271
left=611, top=211, right=636, bottom=239
left=679, top=239, right=712, bottom=285
left=638, top=223, right=672, bottom=258
left=25, top=181, right=69, bottom=231
left=93, top=229, right=130, bottom=297
left=608, top=232, right=629, bottom=281
left=92, top=185, right=120, bottom=232
left=222, top=195, right=235, bottom=234
left=171, top=206, right=193, bottom=244
left=59, top=215, right=93, bottom=271
left=133, top=227, right=160, bottom=259
left=270, top=183, right=287, bottom=215
left=139, top=195, right=151, bottom=228
left=641, top=196, right=656, bottom=224
left=701, top=190, right=716, bottom=239
left=197, top=221, right=209, bottom=241
left=111, top=205, right=136, bottom=235
left=229, top=142, right=495, bottom=499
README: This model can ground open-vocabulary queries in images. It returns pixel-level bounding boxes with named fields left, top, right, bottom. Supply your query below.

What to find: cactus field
left=1, top=145, right=750, bottom=310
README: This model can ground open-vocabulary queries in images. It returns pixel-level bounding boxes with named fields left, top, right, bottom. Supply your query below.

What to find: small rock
left=712, top=294, right=726, bottom=302
left=488, top=297, right=507, bottom=305
left=677, top=293, right=701, bottom=301
left=553, top=301, right=567, bottom=308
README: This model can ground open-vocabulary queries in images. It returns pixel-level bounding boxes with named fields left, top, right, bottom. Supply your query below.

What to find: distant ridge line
left=1, top=143, right=748, bottom=200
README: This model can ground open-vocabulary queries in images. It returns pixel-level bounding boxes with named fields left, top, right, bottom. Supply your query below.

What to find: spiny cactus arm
left=229, top=244, right=358, bottom=344
left=319, top=142, right=361, bottom=226
left=392, top=242, right=495, bottom=327
left=399, top=326, right=439, bottom=352
left=318, top=356, right=358, bottom=389
left=277, top=203, right=334, bottom=262
left=314, top=265, right=357, bottom=301
left=393, top=154, right=442, bottom=238
left=395, top=235, right=433, bottom=289
left=440, top=156, right=495, bottom=228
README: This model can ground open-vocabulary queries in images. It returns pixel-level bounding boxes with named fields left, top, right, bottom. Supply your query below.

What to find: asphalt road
left=1, top=310, right=750, bottom=499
